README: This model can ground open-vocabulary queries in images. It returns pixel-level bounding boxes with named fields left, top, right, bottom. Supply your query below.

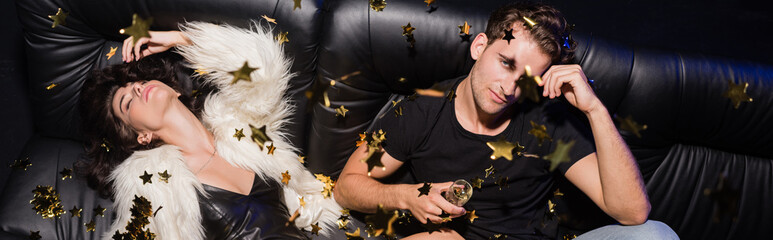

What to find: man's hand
left=122, top=31, right=190, bottom=62
left=540, top=64, right=602, bottom=114
left=405, top=181, right=466, bottom=224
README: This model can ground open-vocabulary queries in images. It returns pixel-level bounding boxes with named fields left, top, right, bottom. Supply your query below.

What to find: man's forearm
left=335, top=173, right=411, bottom=213
left=585, top=106, right=650, bottom=225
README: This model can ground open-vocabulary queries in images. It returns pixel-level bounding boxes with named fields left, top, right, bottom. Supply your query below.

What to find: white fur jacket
left=104, top=22, right=341, bottom=239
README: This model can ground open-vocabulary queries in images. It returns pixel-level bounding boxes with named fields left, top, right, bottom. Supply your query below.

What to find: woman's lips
left=143, top=85, right=155, bottom=102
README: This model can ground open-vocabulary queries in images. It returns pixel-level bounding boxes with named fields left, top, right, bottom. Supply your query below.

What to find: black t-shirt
left=373, top=76, right=596, bottom=239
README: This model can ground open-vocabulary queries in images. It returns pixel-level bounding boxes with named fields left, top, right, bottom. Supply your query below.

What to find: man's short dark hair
left=485, top=2, right=576, bottom=64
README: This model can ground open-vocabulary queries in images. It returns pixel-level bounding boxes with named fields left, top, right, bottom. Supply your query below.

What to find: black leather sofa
left=3, top=0, right=772, bottom=239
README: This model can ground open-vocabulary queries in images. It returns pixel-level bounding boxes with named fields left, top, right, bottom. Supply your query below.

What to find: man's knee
left=576, top=220, right=679, bottom=240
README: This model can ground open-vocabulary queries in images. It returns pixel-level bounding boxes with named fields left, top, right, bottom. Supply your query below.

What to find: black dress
left=198, top=174, right=309, bottom=239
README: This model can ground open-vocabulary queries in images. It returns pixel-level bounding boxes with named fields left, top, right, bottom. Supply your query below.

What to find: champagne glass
left=444, top=179, right=473, bottom=207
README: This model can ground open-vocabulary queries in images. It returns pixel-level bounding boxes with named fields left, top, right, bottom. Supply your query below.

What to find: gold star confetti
left=401, top=23, right=416, bottom=36
left=398, top=77, right=407, bottom=83
left=100, top=138, right=112, bottom=152
left=704, top=173, right=739, bottom=222
left=298, top=197, right=306, bottom=208
left=528, top=121, right=552, bottom=146
left=120, top=14, right=153, bottom=45
left=249, top=124, right=272, bottom=150
left=466, top=209, right=478, bottom=223
left=322, top=185, right=333, bottom=199
left=305, top=79, right=338, bottom=107
left=394, top=106, right=403, bottom=117
left=267, top=143, right=276, bottom=155
left=85, top=220, right=96, bottom=232
left=391, top=99, right=402, bottom=107
left=417, top=182, right=431, bottom=197
left=286, top=209, right=300, bottom=227
left=470, top=176, right=484, bottom=189
left=9, top=157, right=31, bottom=170
left=310, top=222, right=321, bottom=235
left=298, top=155, right=306, bottom=164
left=94, top=205, right=106, bottom=217
left=158, top=170, right=171, bottom=183
left=233, top=128, right=245, bottom=141
left=486, top=138, right=517, bottom=161
left=522, top=16, right=538, bottom=29
left=341, top=208, right=350, bottom=215
left=615, top=115, right=647, bottom=138
left=229, top=61, right=258, bottom=85
left=547, top=199, right=556, bottom=217
left=723, top=80, right=753, bottom=109
left=281, top=170, right=291, bottom=185
left=447, top=89, right=456, bottom=102
left=194, top=68, right=208, bottom=75
left=112, top=195, right=156, bottom=239
left=315, top=173, right=336, bottom=198
left=458, top=21, right=471, bottom=35
left=335, top=105, right=349, bottom=117
left=543, top=139, right=576, bottom=172
left=502, top=28, right=515, bottom=44
left=495, top=176, right=509, bottom=190
left=359, top=130, right=387, bottom=176
left=554, top=188, right=564, bottom=197
left=29, top=230, right=41, bottom=240
left=106, top=47, right=118, bottom=60
left=438, top=212, right=451, bottom=222
left=337, top=215, right=350, bottom=230
left=420, top=219, right=442, bottom=234
left=46, top=83, right=57, bottom=90
left=293, top=0, right=302, bottom=10
left=364, top=204, right=398, bottom=237
left=563, top=234, right=578, bottom=240
left=485, top=164, right=496, bottom=178
left=70, top=206, right=82, bottom=218
left=139, top=171, right=153, bottom=184
left=261, top=15, right=277, bottom=24
left=275, top=31, right=289, bottom=45
left=30, top=185, right=64, bottom=219
left=424, top=0, right=435, bottom=6
left=345, top=228, right=365, bottom=240
left=48, top=8, right=68, bottom=28
left=369, top=0, right=386, bottom=11
left=491, top=233, right=508, bottom=240
left=60, top=167, right=72, bottom=180
left=517, top=65, right=542, bottom=103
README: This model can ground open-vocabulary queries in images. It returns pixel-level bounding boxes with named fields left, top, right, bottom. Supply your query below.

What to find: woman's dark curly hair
left=78, top=52, right=209, bottom=198
left=485, top=2, right=577, bottom=64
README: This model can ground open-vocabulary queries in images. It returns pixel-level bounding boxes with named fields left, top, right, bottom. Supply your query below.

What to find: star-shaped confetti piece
left=528, top=121, right=552, bottom=146
left=402, top=23, right=416, bottom=36
left=29, top=230, right=41, bottom=240
left=229, top=61, right=258, bottom=85
left=337, top=215, right=350, bottom=230
left=485, top=164, right=496, bottom=178
left=10, top=157, right=31, bottom=170
left=85, top=220, right=96, bottom=232
left=233, top=128, right=245, bottom=141
left=491, top=233, right=508, bottom=240
left=94, top=205, right=106, bottom=217
left=106, top=47, right=118, bottom=60
left=543, top=139, right=575, bottom=172
left=554, top=188, right=564, bottom=197
left=394, top=106, right=403, bottom=117
left=522, top=16, right=538, bottom=29
left=722, top=80, right=753, bottom=109
left=614, top=115, right=647, bottom=138
left=335, top=105, right=349, bottom=117
left=120, top=14, right=153, bottom=45
left=495, top=176, right=509, bottom=190
left=275, top=31, right=289, bottom=45
left=466, top=209, right=479, bottom=223
left=100, top=138, right=112, bottom=152
left=139, top=171, right=153, bottom=184
left=293, top=0, right=302, bottom=10
left=517, top=65, right=542, bottom=103
left=157, top=170, right=171, bottom=183
left=359, top=130, right=388, bottom=176
left=31, top=185, right=64, bottom=219
left=298, top=155, right=306, bottom=164
left=310, top=222, right=321, bottom=235
left=261, top=15, right=277, bottom=24
left=248, top=124, right=272, bottom=150
left=48, top=8, right=68, bottom=28
left=502, top=28, right=515, bottom=44
left=420, top=219, right=443, bottom=234
left=704, top=173, right=740, bottom=222
left=194, top=68, right=208, bottom=75
left=486, top=138, right=517, bottom=161
left=345, top=228, right=365, bottom=240
left=369, top=0, right=386, bottom=12
left=424, top=0, right=435, bottom=7
left=46, top=83, right=57, bottom=90
left=286, top=209, right=300, bottom=227
left=365, top=204, right=398, bottom=237
left=470, top=176, right=484, bottom=189
left=281, top=170, right=291, bottom=185
left=267, top=143, right=276, bottom=155
left=60, top=167, right=72, bottom=180
left=70, top=206, right=82, bottom=218
left=546, top=199, right=557, bottom=218
left=458, top=21, right=471, bottom=35
left=417, top=182, right=432, bottom=197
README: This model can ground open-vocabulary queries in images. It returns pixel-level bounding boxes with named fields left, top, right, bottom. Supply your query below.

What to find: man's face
left=468, top=22, right=552, bottom=115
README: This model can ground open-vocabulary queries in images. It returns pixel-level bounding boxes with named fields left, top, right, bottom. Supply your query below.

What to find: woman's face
left=111, top=80, right=180, bottom=144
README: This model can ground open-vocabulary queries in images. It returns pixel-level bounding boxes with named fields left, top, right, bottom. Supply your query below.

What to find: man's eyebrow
left=498, top=53, right=516, bottom=65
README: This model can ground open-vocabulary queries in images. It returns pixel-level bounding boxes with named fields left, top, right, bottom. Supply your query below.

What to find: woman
left=79, top=22, right=340, bottom=239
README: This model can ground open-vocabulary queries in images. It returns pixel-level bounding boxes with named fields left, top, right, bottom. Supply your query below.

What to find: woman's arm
left=122, top=31, right=191, bottom=63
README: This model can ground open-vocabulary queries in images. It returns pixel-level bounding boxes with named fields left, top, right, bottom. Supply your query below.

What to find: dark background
left=1, top=0, right=771, bottom=192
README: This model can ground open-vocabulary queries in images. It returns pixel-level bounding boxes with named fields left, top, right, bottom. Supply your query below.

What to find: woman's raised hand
left=122, top=31, right=190, bottom=63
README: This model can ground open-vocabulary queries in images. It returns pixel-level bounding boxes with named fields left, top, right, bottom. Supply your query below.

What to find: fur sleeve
left=104, top=145, right=206, bottom=240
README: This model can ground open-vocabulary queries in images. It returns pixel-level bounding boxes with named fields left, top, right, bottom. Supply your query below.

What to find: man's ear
left=470, top=33, right=488, bottom=60
left=137, top=132, right=154, bottom=145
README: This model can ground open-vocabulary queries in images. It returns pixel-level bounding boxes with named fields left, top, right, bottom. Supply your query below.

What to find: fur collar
left=105, top=22, right=341, bottom=240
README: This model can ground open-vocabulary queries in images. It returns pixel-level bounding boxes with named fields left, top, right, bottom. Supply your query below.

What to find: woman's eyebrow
left=118, top=91, right=126, bottom=115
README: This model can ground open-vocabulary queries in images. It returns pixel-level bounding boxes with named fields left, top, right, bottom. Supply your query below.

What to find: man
left=335, top=2, right=677, bottom=239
